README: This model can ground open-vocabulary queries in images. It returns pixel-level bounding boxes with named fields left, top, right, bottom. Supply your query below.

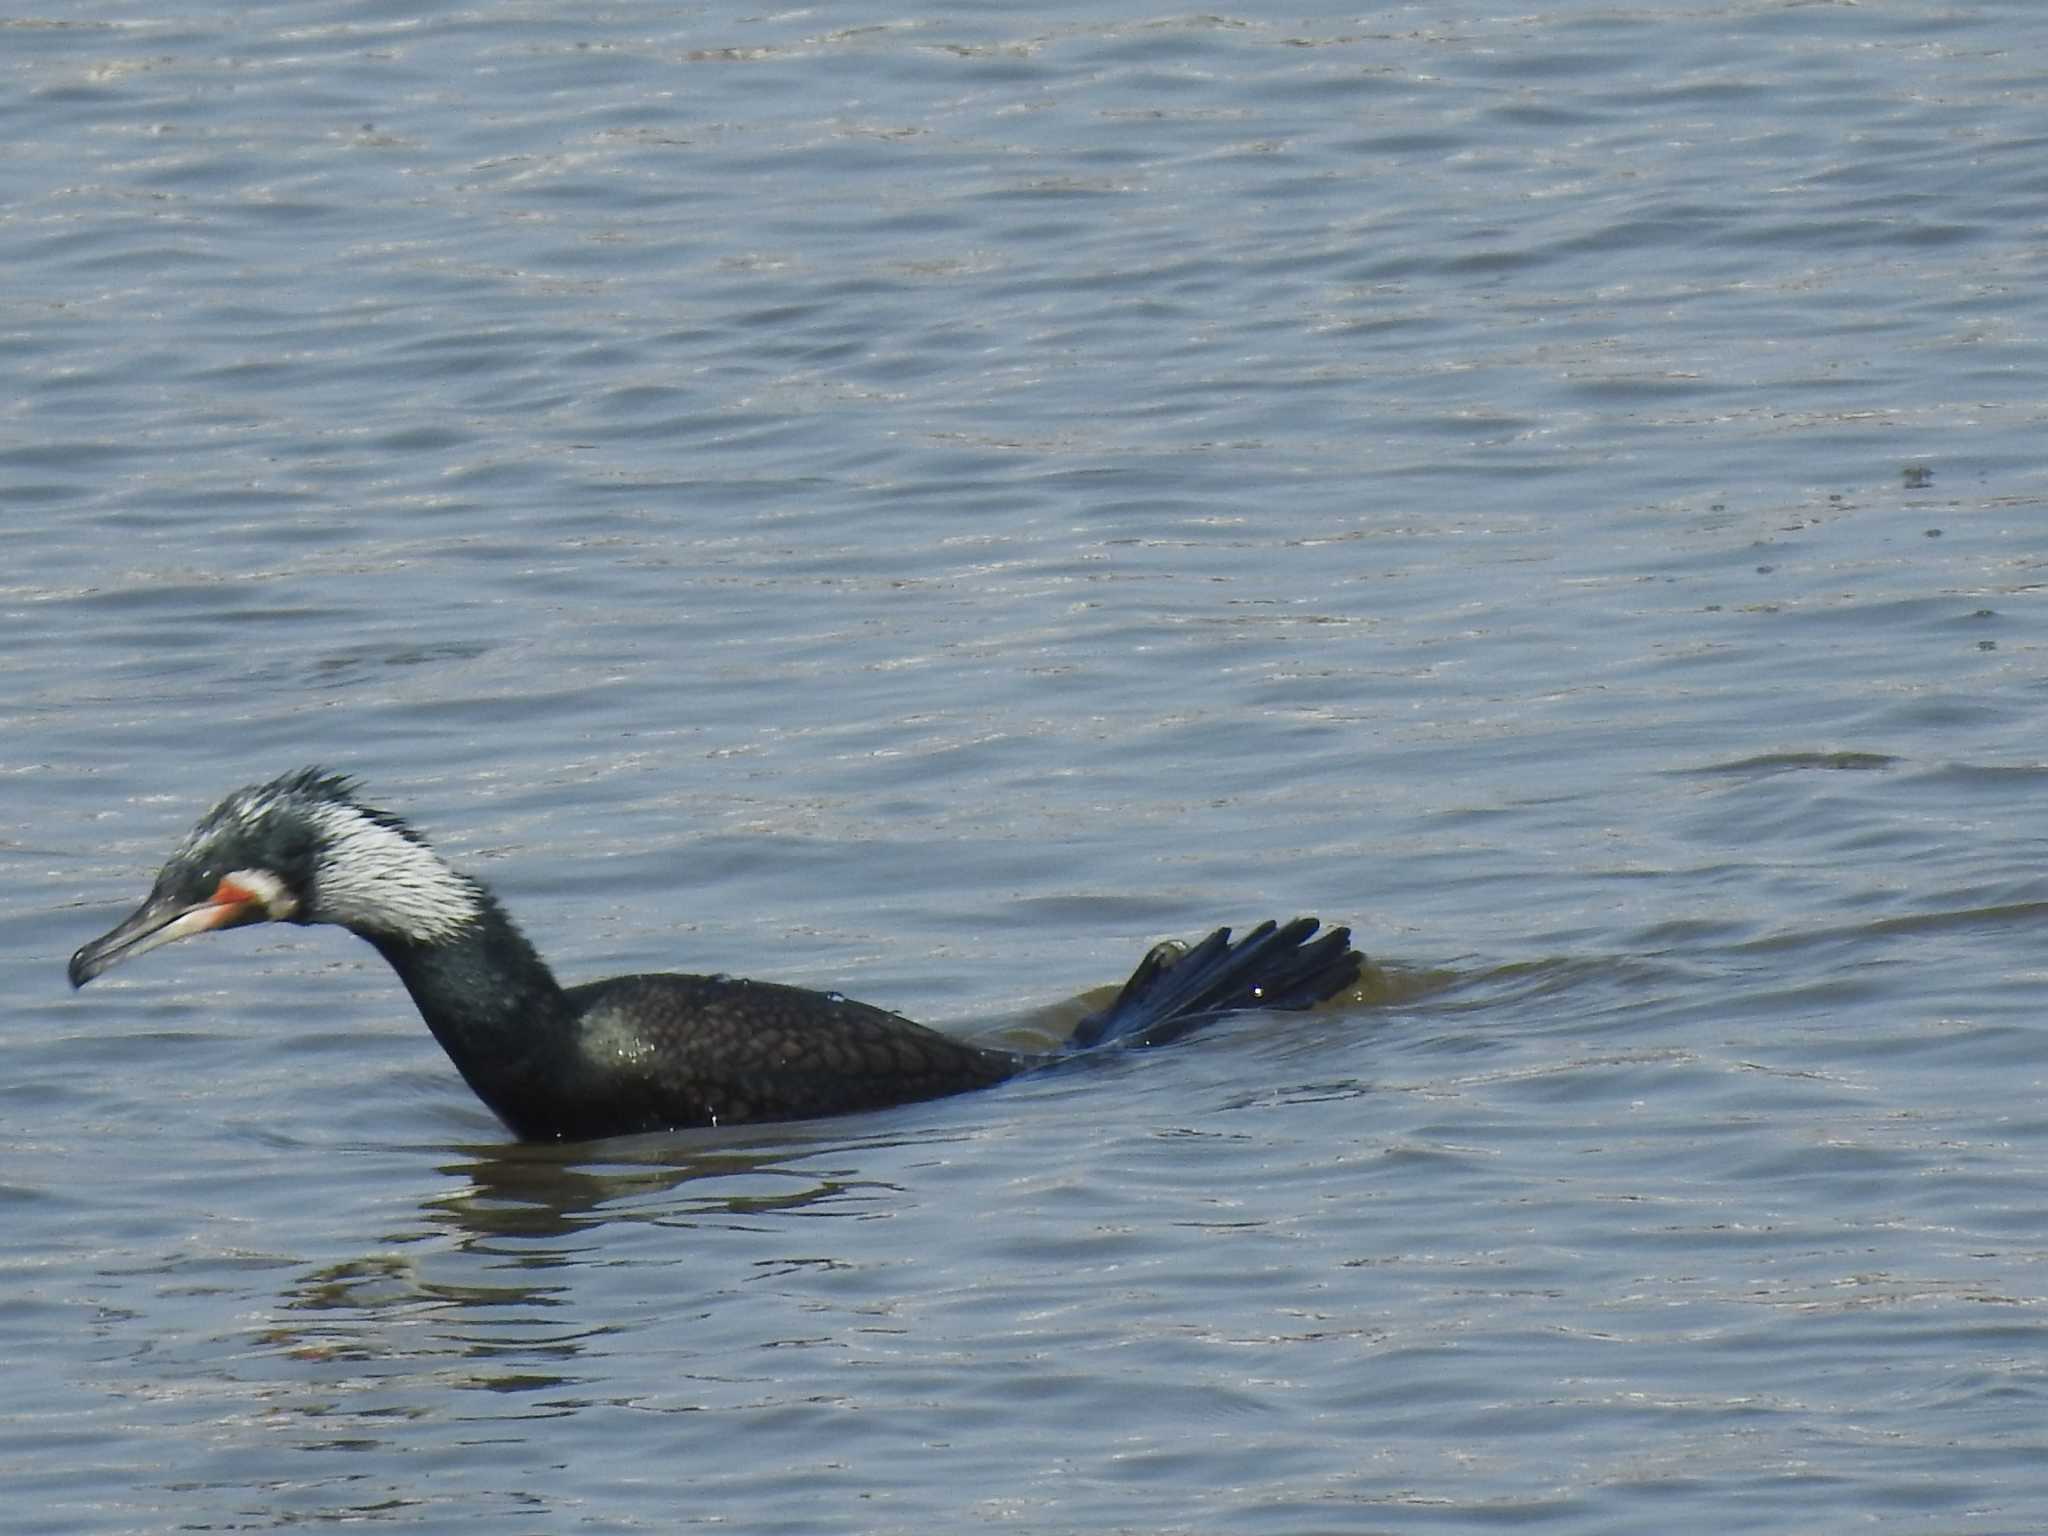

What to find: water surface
left=5, top=1, right=2048, bottom=1530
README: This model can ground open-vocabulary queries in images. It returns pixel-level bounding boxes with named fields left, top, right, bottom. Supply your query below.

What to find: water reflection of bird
left=70, top=769, right=1362, bottom=1141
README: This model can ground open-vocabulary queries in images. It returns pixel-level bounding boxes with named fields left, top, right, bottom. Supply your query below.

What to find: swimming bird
left=68, top=770, right=1363, bottom=1141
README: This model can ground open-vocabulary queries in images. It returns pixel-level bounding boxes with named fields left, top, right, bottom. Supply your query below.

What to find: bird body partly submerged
left=69, top=770, right=1362, bottom=1141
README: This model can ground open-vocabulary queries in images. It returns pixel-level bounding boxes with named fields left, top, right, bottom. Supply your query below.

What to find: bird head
left=68, top=769, right=474, bottom=986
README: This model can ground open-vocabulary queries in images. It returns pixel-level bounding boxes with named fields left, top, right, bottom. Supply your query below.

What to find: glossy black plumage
left=68, top=770, right=1364, bottom=1141
left=554, top=975, right=1021, bottom=1137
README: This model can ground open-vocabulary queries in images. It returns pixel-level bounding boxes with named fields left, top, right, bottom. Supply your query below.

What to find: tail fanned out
left=1064, top=917, right=1362, bottom=1053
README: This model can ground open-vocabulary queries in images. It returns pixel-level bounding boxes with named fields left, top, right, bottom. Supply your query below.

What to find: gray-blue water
left=6, top=2, right=2048, bottom=1530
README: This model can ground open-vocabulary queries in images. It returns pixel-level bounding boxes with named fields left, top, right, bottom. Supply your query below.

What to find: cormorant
left=69, top=770, right=1362, bottom=1140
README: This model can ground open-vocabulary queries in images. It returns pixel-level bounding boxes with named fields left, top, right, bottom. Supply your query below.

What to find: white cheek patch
left=222, top=867, right=300, bottom=921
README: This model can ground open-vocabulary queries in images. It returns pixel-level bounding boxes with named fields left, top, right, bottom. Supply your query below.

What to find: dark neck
left=359, top=891, right=578, bottom=1137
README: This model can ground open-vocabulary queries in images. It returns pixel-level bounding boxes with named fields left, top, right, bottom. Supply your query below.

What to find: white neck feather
left=306, top=799, right=483, bottom=944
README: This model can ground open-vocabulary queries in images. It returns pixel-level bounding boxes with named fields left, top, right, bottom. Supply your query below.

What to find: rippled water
left=6, top=1, right=2048, bottom=1530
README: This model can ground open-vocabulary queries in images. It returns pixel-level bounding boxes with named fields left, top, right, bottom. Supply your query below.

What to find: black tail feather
left=1063, top=917, right=1362, bottom=1053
